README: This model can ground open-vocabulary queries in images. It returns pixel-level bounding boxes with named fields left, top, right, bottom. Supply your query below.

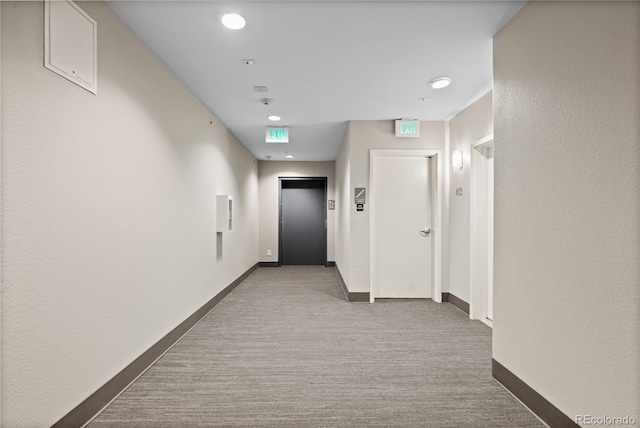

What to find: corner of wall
left=442, top=119, right=451, bottom=294
left=334, top=122, right=352, bottom=288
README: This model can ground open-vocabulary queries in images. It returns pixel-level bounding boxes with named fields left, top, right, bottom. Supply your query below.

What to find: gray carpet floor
left=89, top=266, right=543, bottom=427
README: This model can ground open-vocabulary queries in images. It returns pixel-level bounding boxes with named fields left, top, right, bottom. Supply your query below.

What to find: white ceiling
left=107, top=1, right=526, bottom=161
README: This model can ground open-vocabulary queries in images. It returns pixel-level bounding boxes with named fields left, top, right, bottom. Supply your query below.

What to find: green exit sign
left=395, top=120, right=420, bottom=138
left=266, top=127, right=289, bottom=143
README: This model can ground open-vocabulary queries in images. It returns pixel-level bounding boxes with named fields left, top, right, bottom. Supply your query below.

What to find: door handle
left=419, top=228, right=431, bottom=236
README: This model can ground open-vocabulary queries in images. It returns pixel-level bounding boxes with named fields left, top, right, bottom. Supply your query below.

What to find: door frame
left=369, top=149, right=443, bottom=303
left=278, top=177, right=328, bottom=266
left=469, top=135, right=494, bottom=325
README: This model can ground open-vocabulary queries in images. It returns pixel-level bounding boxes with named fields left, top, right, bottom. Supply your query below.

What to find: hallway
left=89, top=267, right=542, bottom=427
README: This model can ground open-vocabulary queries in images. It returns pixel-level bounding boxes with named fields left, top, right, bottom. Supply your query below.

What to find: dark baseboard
left=493, top=359, right=579, bottom=428
left=259, top=262, right=334, bottom=267
left=52, top=263, right=259, bottom=428
left=348, top=291, right=370, bottom=302
left=334, top=264, right=370, bottom=303
left=444, top=292, right=469, bottom=314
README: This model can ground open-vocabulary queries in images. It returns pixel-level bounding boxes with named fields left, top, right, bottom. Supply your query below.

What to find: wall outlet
left=267, top=250, right=272, bottom=257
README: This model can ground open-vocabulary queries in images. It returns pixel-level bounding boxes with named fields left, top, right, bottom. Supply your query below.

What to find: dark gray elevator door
left=281, top=180, right=326, bottom=265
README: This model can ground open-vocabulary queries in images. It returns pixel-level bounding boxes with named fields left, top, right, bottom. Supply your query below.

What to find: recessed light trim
left=429, top=77, right=451, bottom=89
left=221, top=13, right=246, bottom=30
left=268, top=115, right=281, bottom=121
left=285, top=154, right=294, bottom=159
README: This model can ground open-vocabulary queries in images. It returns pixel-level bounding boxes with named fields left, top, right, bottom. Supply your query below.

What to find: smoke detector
left=259, top=98, right=273, bottom=106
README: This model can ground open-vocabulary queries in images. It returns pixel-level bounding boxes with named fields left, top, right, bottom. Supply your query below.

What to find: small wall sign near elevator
left=395, top=119, right=420, bottom=138
left=266, top=127, right=289, bottom=143
left=355, top=187, right=366, bottom=211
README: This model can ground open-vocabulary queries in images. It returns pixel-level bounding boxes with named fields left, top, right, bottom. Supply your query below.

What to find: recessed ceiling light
left=429, top=77, right=451, bottom=89
left=221, top=13, right=246, bottom=30
left=285, top=154, right=294, bottom=159
left=268, top=115, right=281, bottom=121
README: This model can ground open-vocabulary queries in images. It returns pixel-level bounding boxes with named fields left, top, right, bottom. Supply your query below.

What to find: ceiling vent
left=253, top=86, right=268, bottom=93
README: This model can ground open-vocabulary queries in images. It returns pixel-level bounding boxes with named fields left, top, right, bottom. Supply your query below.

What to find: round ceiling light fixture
left=285, top=154, right=295, bottom=159
left=221, top=13, right=246, bottom=30
left=429, top=77, right=452, bottom=89
left=268, top=115, right=281, bottom=122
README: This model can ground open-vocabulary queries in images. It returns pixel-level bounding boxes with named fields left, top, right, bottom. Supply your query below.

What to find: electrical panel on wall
left=44, top=0, right=98, bottom=94
left=216, top=195, right=233, bottom=232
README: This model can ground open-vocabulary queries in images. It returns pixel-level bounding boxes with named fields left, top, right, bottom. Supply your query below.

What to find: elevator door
left=280, top=179, right=326, bottom=265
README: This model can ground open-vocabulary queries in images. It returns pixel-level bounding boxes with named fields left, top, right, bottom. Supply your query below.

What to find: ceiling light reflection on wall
left=429, top=77, right=451, bottom=89
left=268, top=115, right=281, bottom=121
left=221, top=13, right=246, bottom=30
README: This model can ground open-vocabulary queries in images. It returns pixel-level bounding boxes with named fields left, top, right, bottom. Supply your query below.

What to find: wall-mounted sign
left=355, top=187, right=366, bottom=204
left=266, top=127, right=289, bottom=143
left=395, top=119, right=420, bottom=138
left=328, top=200, right=335, bottom=210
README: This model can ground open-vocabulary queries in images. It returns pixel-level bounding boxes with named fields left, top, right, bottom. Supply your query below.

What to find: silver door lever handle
left=420, top=228, right=431, bottom=236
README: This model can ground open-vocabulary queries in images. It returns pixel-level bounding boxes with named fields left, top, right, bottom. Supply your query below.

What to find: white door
left=372, top=155, right=432, bottom=298
left=486, top=147, right=494, bottom=320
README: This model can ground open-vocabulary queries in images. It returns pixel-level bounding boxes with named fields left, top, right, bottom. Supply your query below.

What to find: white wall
left=1, top=2, right=259, bottom=426
left=339, top=120, right=447, bottom=293
left=258, top=161, right=335, bottom=263
left=448, top=92, right=493, bottom=303
left=494, top=1, right=639, bottom=421
left=0, top=3, right=3, bottom=424
left=334, top=125, right=351, bottom=282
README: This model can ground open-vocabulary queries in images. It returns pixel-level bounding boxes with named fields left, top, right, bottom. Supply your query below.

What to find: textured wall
left=494, top=1, right=639, bottom=421
left=258, top=161, right=335, bottom=263
left=0, top=3, right=3, bottom=424
left=1, top=1, right=258, bottom=425
left=448, top=92, right=493, bottom=303
left=334, top=126, right=352, bottom=282
left=344, top=121, right=446, bottom=293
